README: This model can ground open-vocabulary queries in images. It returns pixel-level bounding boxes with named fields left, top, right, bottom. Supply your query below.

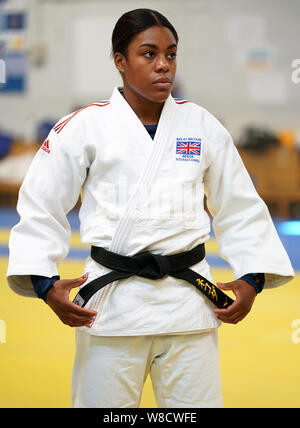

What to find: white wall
left=0, top=0, right=300, bottom=141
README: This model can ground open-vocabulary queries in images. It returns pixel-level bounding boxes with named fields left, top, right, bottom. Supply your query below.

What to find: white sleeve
left=203, top=123, right=295, bottom=289
left=6, top=117, right=91, bottom=297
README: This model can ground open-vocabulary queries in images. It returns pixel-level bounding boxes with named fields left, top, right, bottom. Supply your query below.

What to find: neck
left=121, top=86, right=164, bottom=125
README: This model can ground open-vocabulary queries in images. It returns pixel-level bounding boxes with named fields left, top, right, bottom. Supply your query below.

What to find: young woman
left=7, top=9, right=294, bottom=408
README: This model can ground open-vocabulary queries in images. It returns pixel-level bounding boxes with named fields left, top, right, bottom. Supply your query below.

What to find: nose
left=155, top=54, right=169, bottom=72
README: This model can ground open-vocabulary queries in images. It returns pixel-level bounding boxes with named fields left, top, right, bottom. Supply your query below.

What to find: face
left=114, top=26, right=177, bottom=103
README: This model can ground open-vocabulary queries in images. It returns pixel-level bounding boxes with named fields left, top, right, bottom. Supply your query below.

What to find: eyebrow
left=139, top=43, right=177, bottom=50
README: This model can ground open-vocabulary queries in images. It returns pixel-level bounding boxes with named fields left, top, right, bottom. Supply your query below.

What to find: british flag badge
left=176, top=138, right=201, bottom=163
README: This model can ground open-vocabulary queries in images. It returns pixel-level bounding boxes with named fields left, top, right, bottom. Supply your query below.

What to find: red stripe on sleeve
left=55, top=102, right=110, bottom=134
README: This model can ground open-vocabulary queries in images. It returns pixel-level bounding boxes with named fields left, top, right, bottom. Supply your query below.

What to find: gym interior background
left=0, top=0, right=299, bottom=408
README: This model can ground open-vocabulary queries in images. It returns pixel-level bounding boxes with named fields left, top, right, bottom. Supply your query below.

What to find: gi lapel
left=108, top=86, right=178, bottom=254
left=89, top=87, right=178, bottom=313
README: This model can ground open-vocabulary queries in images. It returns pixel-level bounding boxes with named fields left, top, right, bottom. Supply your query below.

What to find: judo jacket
left=7, top=87, right=295, bottom=336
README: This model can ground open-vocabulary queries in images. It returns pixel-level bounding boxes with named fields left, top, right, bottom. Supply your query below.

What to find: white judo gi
left=6, top=87, right=294, bottom=407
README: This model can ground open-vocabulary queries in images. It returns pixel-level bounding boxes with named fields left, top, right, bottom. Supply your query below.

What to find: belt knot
left=133, top=252, right=172, bottom=280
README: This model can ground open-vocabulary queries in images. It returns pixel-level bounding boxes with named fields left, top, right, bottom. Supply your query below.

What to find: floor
left=0, top=209, right=299, bottom=408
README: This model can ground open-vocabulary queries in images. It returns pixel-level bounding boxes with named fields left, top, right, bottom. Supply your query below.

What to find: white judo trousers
left=6, top=86, right=294, bottom=408
left=72, top=329, right=222, bottom=408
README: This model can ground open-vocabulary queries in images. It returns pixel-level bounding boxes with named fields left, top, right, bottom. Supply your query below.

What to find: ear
left=114, top=52, right=126, bottom=74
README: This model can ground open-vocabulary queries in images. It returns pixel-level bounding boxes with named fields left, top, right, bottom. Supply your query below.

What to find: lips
left=153, top=77, right=171, bottom=84
left=153, top=78, right=172, bottom=89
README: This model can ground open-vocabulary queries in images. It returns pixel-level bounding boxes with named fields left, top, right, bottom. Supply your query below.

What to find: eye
left=144, top=50, right=155, bottom=58
left=168, top=52, right=177, bottom=60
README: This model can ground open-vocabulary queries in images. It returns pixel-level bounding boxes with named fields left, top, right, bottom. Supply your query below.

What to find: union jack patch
left=175, top=138, right=201, bottom=163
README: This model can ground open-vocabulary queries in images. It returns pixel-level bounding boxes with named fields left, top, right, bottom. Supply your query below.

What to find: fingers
left=214, top=281, right=237, bottom=323
left=216, top=281, right=236, bottom=293
left=56, top=273, right=89, bottom=290
left=214, top=298, right=240, bottom=323
left=59, top=311, right=97, bottom=328
left=55, top=300, right=97, bottom=327
left=214, top=304, right=246, bottom=324
left=214, top=299, right=252, bottom=324
left=67, top=300, right=97, bottom=317
left=56, top=296, right=97, bottom=327
left=216, top=281, right=237, bottom=300
left=214, top=280, right=253, bottom=324
left=47, top=273, right=98, bottom=327
left=64, top=274, right=98, bottom=324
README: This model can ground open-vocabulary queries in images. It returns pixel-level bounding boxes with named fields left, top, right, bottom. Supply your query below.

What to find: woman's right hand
left=46, top=274, right=98, bottom=327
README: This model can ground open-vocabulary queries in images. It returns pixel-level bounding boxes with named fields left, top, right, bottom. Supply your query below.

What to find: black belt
left=73, top=244, right=234, bottom=309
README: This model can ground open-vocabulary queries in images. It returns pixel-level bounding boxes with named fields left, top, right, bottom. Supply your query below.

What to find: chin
left=148, top=89, right=171, bottom=103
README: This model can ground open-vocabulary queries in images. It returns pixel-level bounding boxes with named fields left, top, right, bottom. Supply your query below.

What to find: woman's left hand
left=213, top=280, right=256, bottom=324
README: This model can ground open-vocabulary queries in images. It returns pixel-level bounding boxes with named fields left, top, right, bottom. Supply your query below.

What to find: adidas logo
left=41, top=139, right=50, bottom=154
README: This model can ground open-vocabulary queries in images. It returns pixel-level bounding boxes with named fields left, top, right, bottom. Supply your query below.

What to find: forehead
left=130, top=26, right=177, bottom=49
